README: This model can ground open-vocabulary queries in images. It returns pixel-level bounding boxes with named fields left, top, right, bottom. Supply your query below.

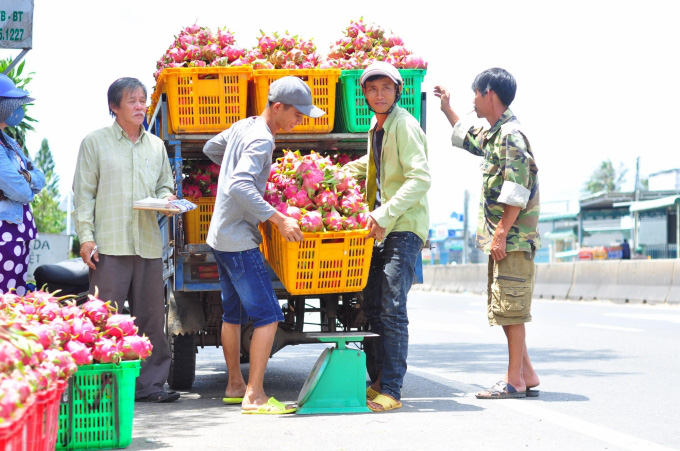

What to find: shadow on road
left=408, top=342, right=630, bottom=379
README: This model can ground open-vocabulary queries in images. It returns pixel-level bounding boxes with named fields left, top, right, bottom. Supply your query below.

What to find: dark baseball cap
left=268, top=76, right=325, bottom=118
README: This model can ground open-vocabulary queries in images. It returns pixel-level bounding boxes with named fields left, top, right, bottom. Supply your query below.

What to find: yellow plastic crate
left=259, top=222, right=374, bottom=295
left=159, top=66, right=252, bottom=134
left=184, top=197, right=215, bottom=244
left=251, top=69, right=341, bottom=134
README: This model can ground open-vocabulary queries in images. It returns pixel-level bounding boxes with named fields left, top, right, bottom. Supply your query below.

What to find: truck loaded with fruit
left=146, top=19, right=427, bottom=390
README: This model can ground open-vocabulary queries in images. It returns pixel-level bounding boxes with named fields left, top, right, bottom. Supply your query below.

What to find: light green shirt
left=345, top=105, right=431, bottom=244
left=73, top=121, right=174, bottom=259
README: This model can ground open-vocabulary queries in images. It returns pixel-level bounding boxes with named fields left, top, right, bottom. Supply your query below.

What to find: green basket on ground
left=57, top=361, right=141, bottom=450
left=337, top=69, right=426, bottom=133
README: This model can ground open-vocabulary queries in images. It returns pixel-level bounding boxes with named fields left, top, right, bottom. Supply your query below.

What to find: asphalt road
left=129, top=291, right=680, bottom=450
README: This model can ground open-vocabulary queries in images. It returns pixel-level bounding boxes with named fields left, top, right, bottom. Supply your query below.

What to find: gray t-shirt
left=203, top=117, right=276, bottom=252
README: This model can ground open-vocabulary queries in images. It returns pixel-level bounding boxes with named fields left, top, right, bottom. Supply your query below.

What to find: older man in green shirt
left=73, top=77, right=179, bottom=403
left=435, top=68, right=541, bottom=400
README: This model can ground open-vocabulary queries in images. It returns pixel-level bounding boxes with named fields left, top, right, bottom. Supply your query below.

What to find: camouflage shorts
left=487, top=251, right=535, bottom=326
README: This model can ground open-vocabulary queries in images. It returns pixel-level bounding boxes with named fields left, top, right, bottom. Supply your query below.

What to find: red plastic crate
left=0, top=400, right=29, bottom=451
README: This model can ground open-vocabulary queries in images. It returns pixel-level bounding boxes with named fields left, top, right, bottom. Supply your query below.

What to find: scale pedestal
left=296, top=332, right=378, bottom=415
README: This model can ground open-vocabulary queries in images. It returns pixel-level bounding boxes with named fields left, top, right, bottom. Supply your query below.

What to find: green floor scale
left=296, top=332, right=379, bottom=415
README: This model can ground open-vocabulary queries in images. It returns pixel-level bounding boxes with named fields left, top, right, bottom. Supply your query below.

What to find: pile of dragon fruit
left=154, top=19, right=426, bottom=79
left=249, top=30, right=321, bottom=70
left=265, top=150, right=370, bottom=232
left=323, top=18, right=427, bottom=70
left=182, top=161, right=220, bottom=198
left=0, top=290, right=152, bottom=422
left=154, top=25, right=322, bottom=79
left=154, top=24, right=249, bottom=80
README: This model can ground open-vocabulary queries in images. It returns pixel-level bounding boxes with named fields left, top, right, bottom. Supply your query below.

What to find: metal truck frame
left=147, top=92, right=426, bottom=390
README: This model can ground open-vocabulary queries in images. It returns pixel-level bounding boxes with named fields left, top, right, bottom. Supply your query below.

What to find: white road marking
left=605, top=312, right=680, bottom=324
left=577, top=323, right=643, bottom=332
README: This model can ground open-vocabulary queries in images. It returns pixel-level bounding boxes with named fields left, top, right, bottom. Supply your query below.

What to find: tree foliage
left=31, top=139, right=66, bottom=234
left=584, top=159, right=628, bottom=194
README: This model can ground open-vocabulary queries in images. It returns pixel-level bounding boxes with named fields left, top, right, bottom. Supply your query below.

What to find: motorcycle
left=33, top=258, right=90, bottom=302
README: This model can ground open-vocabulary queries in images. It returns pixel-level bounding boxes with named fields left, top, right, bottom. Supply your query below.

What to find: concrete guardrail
left=416, top=259, right=680, bottom=304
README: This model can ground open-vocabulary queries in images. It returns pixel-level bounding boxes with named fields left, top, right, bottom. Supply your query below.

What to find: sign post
left=0, top=0, right=33, bottom=74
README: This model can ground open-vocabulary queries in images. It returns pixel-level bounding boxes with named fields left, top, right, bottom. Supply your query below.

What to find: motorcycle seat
left=34, top=258, right=89, bottom=288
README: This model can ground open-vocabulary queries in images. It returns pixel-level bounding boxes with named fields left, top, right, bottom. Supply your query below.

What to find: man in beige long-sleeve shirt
left=73, top=77, right=179, bottom=402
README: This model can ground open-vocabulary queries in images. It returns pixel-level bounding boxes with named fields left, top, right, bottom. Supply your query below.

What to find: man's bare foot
left=241, top=393, right=271, bottom=411
left=224, top=383, right=247, bottom=399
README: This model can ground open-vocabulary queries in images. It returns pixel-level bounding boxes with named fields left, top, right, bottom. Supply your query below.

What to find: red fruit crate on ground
left=26, top=381, right=67, bottom=451
left=259, top=222, right=374, bottom=295
left=251, top=69, right=341, bottom=134
left=0, top=401, right=29, bottom=451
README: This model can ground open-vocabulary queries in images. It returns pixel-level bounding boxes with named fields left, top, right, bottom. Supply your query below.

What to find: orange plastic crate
left=259, top=222, right=374, bottom=295
left=183, top=197, right=216, bottom=244
left=251, top=69, right=341, bottom=134
left=158, top=66, right=252, bottom=134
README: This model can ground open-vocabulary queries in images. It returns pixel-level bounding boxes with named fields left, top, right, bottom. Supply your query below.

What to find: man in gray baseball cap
left=200, top=75, right=324, bottom=414
left=268, top=75, right=325, bottom=119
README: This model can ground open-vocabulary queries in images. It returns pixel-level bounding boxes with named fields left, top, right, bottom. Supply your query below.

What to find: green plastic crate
left=57, top=361, right=140, bottom=450
left=337, top=69, right=426, bottom=133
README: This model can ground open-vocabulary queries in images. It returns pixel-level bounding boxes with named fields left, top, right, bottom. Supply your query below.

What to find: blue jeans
left=212, top=247, right=284, bottom=328
left=362, top=231, right=422, bottom=400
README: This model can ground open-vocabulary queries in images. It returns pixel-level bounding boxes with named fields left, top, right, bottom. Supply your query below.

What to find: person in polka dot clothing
left=0, top=74, right=46, bottom=297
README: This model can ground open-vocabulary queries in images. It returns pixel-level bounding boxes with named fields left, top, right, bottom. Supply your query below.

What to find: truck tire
left=168, top=333, right=196, bottom=390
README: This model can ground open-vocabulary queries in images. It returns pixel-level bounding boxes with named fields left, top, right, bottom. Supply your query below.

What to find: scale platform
left=296, top=332, right=379, bottom=415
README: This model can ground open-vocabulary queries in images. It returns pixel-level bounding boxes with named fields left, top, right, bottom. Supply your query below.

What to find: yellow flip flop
left=366, top=387, right=380, bottom=401
left=222, top=397, right=244, bottom=405
left=367, top=394, right=402, bottom=412
left=241, top=397, right=296, bottom=415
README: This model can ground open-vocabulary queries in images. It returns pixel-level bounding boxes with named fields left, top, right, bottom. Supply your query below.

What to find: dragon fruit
left=282, top=182, right=300, bottom=201
left=323, top=166, right=350, bottom=192
left=300, top=166, right=324, bottom=197
left=343, top=215, right=359, bottom=231
left=287, top=189, right=314, bottom=209
left=92, top=336, right=123, bottom=364
left=277, top=203, right=303, bottom=220
left=300, top=210, right=325, bottom=232
left=339, top=193, right=364, bottom=217
left=314, top=188, right=339, bottom=212
left=70, top=317, right=98, bottom=344
left=65, top=340, right=93, bottom=365
left=104, top=314, right=139, bottom=339
left=356, top=211, right=370, bottom=228
left=81, top=298, right=116, bottom=326
left=323, top=209, right=344, bottom=231
left=121, top=335, right=153, bottom=360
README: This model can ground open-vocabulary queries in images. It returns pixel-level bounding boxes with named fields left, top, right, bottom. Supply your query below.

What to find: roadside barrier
left=598, top=260, right=673, bottom=304
left=667, top=261, right=680, bottom=304
left=418, top=259, right=680, bottom=304
left=566, top=260, right=619, bottom=301
left=532, top=262, right=575, bottom=300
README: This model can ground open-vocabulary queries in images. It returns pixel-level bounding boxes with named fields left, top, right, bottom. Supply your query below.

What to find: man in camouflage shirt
left=434, top=68, right=541, bottom=399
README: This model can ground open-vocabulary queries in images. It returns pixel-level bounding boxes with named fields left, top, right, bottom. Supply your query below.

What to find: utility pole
left=463, top=190, right=469, bottom=264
